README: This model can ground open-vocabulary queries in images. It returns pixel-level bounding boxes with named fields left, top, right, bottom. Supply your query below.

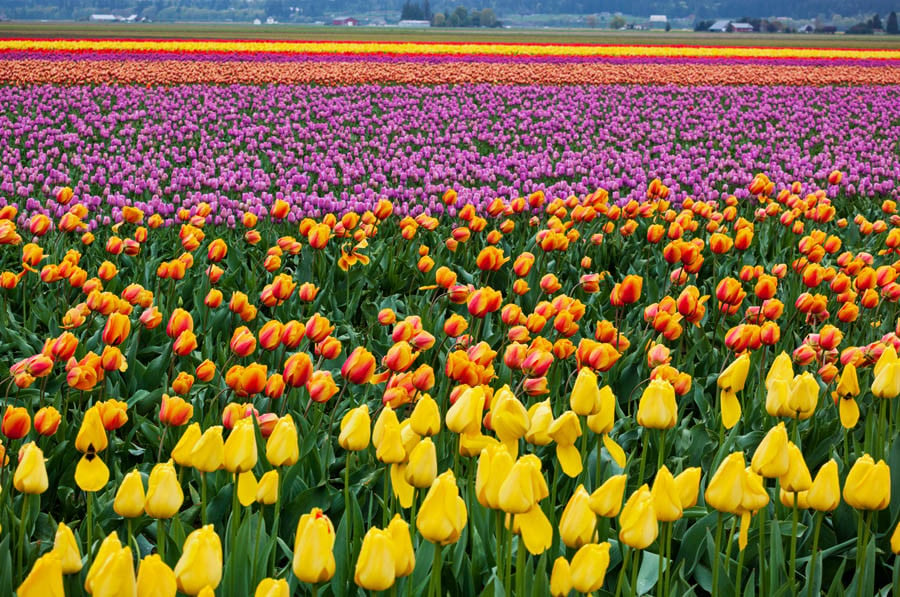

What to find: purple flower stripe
left=1, top=84, right=898, bottom=228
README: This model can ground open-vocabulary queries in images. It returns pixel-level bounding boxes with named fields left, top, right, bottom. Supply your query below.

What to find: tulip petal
left=75, top=454, right=110, bottom=492
left=237, top=470, right=258, bottom=507
left=517, top=507, right=553, bottom=555
left=721, top=389, right=741, bottom=429
left=556, top=445, right=583, bottom=478
left=839, top=398, right=860, bottom=429
left=739, top=511, right=751, bottom=551
left=391, top=464, right=415, bottom=509
left=602, top=434, right=626, bottom=469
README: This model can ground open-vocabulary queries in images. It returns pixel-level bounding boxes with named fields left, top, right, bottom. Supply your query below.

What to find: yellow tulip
left=874, top=344, right=898, bottom=378
left=171, top=423, right=201, bottom=468
left=445, top=385, right=484, bottom=435
left=513, top=505, right=553, bottom=555
left=570, top=367, right=601, bottom=416
left=524, top=399, right=553, bottom=446
left=114, top=469, right=146, bottom=518
left=787, top=373, right=819, bottom=420
left=136, top=554, right=177, bottom=597
left=765, top=377, right=792, bottom=418
left=399, top=419, right=421, bottom=460
left=354, top=528, right=397, bottom=591
left=237, top=470, right=258, bottom=507
left=144, top=459, right=184, bottom=519
left=674, top=467, right=702, bottom=509
left=266, top=415, right=299, bottom=467
left=586, top=385, right=616, bottom=434
left=718, top=353, right=751, bottom=392
left=636, top=379, right=677, bottom=430
left=339, top=404, right=371, bottom=451
left=253, top=578, right=291, bottom=597
left=89, top=546, right=137, bottom=597
left=256, top=470, right=279, bottom=505
left=14, top=441, right=49, bottom=494
left=476, top=443, right=514, bottom=509
left=498, top=456, right=541, bottom=514
left=293, top=508, right=336, bottom=584
left=548, top=410, right=583, bottom=478
left=223, top=418, right=257, bottom=473
left=387, top=514, right=416, bottom=578
left=191, top=426, right=224, bottom=473
left=491, top=387, right=530, bottom=457
left=834, top=364, right=861, bottom=428
left=75, top=452, right=110, bottom=492
left=618, top=484, right=658, bottom=549
left=570, top=542, right=611, bottom=593
left=52, top=522, right=82, bottom=574
left=873, top=360, right=900, bottom=399
left=405, top=437, right=437, bottom=489
left=590, top=474, right=627, bottom=518
left=751, top=422, right=789, bottom=478
left=559, top=485, right=597, bottom=548
left=18, top=552, right=65, bottom=597
left=417, top=470, right=467, bottom=545
left=409, top=394, right=441, bottom=436
left=740, top=467, right=770, bottom=514
left=651, top=466, right=682, bottom=522
left=807, top=459, right=840, bottom=512
left=780, top=488, right=809, bottom=509
left=84, top=532, right=121, bottom=593
left=780, top=442, right=812, bottom=493
left=705, top=452, right=745, bottom=514
left=765, top=351, right=794, bottom=390
left=549, top=557, right=572, bottom=597
left=174, top=525, right=223, bottom=595
left=255, top=578, right=289, bottom=597
left=75, top=405, right=109, bottom=453
left=891, top=520, right=900, bottom=555
left=843, top=454, right=891, bottom=511
left=375, top=418, right=406, bottom=464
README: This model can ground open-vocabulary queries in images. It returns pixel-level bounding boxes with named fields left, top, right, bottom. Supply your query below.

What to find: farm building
left=649, top=15, right=667, bottom=29
left=708, top=19, right=730, bottom=32
left=332, top=17, right=359, bottom=26
left=731, top=22, right=754, bottom=32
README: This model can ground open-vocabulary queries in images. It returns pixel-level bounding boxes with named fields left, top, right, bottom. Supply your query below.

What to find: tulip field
left=3, top=32, right=900, bottom=597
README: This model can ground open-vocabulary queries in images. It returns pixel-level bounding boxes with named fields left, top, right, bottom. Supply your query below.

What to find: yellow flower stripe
left=4, top=38, right=900, bottom=59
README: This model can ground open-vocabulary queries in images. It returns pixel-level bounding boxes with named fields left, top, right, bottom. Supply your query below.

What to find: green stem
left=383, top=464, right=391, bottom=527
left=790, top=497, right=799, bottom=594
left=657, top=428, right=666, bottom=471
left=712, top=513, right=724, bottom=597
left=807, top=512, right=823, bottom=597
left=596, top=435, right=604, bottom=489
left=86, top=492, right=93, bottom=563
left=724, top=516, right=737, bottom=579
left=658, top=522, right=666, bottom=597
left=630, top=548, right=640, bottom=597
left=515, top=537, right=526, bottom=597
left=736, top=543, right=746, bottom=597
left=231, top=472, right=239, bottom=556
left=855, top=513, right=865, bottom=597
left=252, top=508, right=263, bottom=583
left=431, top=543, right=443, bottom=597
left=878, top=398, right=888, bottom=460
left=857, top=512, right=872, bottom=597
left=496, top=510, right=504, bottom=580
left=17, top=494, right=29, bottom=584
left=614, top=546, right=629, bottom=597
left=505, top=515, right=514, bottom=594
left=665, top=520, right=673, bottom=597
left=580, top=421, right=590, bottom=488
left=345, top=452, right=352, bottom=553
left=158, top=517, right=166, bottom=564
left=201, top=472, right=207, bottom=526
left=759, top=505, right=768, bottom=597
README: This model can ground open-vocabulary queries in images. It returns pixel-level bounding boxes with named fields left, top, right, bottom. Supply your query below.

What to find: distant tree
left=450, top=5, right=468, bottom=26
left=847, top=20, right=873, bottom=33
left=479, top=7, right=496, bottom=26
left=870, top=13, right=883, bottom=29
left=888, top=11, right=899, bottom=33
left=401, top=0, right=425, bottom=20
left=432, top=11, right=445, bottom=25
left=694, top=19, right=713, bottom=31
left=609, top=14, right=625, bottom=29
left=665, top=21, right=671, bottom=31
left=585, top=14, right=597, bottom=28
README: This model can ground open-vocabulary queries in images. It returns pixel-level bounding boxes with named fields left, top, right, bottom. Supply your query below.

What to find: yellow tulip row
left=3, top=38, right=900, bottom=60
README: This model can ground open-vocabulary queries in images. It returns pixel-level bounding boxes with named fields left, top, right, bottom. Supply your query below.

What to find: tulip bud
left=559, top=485, right=596, bottom=548
left=293, top=508, right=336, bottom=584
left=618, top=484, right=658, bottom=549
left=174, top=525, right=223, bottom=595
left=14, top=442, right=48, bottom=494
left=52, top=522, right=83, bottom=574
left=570, top=542, right=611, bottom=593
left=417, top=470, right=468, bottom=545
left=843, top=454, right=891, bottom=511
left=114, top=469, right=146, bottom=518
left=145, top=460, right=183, bottom=519
left=18, top=552, right=65, bottom=597
left=137, top=554, right=177, bottom=597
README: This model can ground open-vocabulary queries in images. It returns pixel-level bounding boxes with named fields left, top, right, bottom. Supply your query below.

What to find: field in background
left=2, top=21, right=900, bottom=48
